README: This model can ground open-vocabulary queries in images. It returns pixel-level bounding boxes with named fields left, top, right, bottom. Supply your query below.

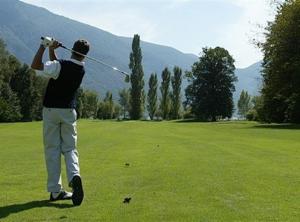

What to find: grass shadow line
left=253, top=124, right=300, bottom=130
left=174, top=119, right=239, bottom=124
left=0, top=200, right=74, bottom=219
left=174, top=119, right=204, bottom=123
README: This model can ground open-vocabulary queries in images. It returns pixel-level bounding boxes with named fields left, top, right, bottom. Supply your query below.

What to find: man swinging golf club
left=31, top=37, right=90, bottom=206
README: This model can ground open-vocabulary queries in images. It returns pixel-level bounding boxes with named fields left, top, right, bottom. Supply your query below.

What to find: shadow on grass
left=0, top=200, right=74, bottom=219
left=174, top=119, right=204, bottom=123
left=174, top=119, right=240, bottom=124
left=253, top=124, right=300, bottom=130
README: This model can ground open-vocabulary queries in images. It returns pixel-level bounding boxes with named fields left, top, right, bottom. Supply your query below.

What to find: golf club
left=41, top=37, right=130, bottom=80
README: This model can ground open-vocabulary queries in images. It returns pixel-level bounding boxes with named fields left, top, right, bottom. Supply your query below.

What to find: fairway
left=0, top=121, right=300, bottom=221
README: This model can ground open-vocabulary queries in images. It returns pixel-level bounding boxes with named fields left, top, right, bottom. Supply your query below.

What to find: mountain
left=0, top=0, right=197, bottom=97
left=234, top=61, right=262, bottom=101
left=0, top=0, right=262, bottom=106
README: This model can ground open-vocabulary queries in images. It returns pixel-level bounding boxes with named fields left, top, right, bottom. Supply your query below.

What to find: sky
left=21, top=0, right=276, bottom=68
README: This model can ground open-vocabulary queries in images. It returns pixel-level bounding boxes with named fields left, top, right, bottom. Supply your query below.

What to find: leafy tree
left=0, top=83, right=22, bottom=122
left=31, top=74, right=47, bottom=120
left=246, top=95, right=265, bottom=121
left=113, top=103, right=121, bottom=119
left=160, top=68, right=171, bottom=120
left=129, top=34, right=145, bottom=120
left=171, top=66, right=182, bottom=119
left=96, top=101, right=105, bottom=119
left=0, top=40, right=22, bottom=122
left=0, top=38, right=48, bottom=121
left=10, top=64, right=38, bottom=121
left=81, top=90, right=98, bottom=118
left=237, top=90, right=252, bottom=119
left=147, top=73, right=158, bottom=120
left=75, top=88, right=84, bottom=119
left=119, top=88, right=130, bottom=119
left=261, top=0, right=300, bottom=123
left=103, top=91, right=114, bottom=119
left=0, top=39, right=10, bottom=87
left=185, top=47, right=236, bottom=121
left=97, top=91, right=115, bottom=119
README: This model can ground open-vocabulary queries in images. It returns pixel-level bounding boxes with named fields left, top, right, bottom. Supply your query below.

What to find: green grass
left=0, top=120, right=300, bottom=221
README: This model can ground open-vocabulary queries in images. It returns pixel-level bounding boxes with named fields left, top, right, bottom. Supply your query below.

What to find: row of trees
left=148, top=67, right=182, bottom=120
left=127, top=34, right=184, bottom=120
left=117, top=67, right=183, bottom=120
left=76, top=89, right=120, bottom=120
left=128, top=35, right=237, bottom=121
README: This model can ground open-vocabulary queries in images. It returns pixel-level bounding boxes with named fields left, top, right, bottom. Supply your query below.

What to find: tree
left=0, top=38, right=48, bottom=122
left=113, top=103, right=121, bottom=119
left=237, top=90, right=252, bottom=119
left=10, top=64, right=37, bottom=121
left=261, top=0, right=300, bottom=123
left=76, top=88, right=84, bottom=119
left=185, top=47, right=236, bottom=121
left=171, top=66, right=182, bottom=119
left=246, top=95, right=264, bottom=121
left=119, top=88, right=130, bottom=119
left=160, top=68, right=171, bottom=120
left=0, top=83, right=22, bottom=122
left=129, top=34, right=145, bottom=120
left=31, top=74, right=48, bottom=120
left=97, top=91, right=115, bottom=119
left=0, top=39, right=22, bottom=122
left=147, top=73, right=158, bottom=120
left=103, top=91, right=114, bottom=119
left=81, top=90, right=98, bottom=118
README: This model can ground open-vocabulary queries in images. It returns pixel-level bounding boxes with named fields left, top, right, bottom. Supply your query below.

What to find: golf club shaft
left=41, top=37, right=130, bottom=76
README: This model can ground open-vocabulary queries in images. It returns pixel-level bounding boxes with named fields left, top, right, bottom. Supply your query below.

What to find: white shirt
left=38, top=59, right=85, bottom=79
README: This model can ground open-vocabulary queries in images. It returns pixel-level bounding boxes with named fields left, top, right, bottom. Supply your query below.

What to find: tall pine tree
left=129, top=34, right=145, bottom=120
left=237, top=90, right=252, bottom=119
left=160, top=68, right=171, bottom=120
left=104, top=91, right=114, bottom=119
left=171, top=66, right=182, bottom=119
left=147, top=73, right=158, bottom=120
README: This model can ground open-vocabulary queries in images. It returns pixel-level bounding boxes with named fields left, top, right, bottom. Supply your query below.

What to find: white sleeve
left=41, top=60, right=61, bottom=79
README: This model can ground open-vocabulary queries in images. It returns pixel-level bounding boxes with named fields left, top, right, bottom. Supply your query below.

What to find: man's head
left=71, top=39, right=90, bottom=61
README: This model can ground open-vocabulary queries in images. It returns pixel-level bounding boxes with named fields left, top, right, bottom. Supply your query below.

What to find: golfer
left=31, top=37, right=90, bottom=206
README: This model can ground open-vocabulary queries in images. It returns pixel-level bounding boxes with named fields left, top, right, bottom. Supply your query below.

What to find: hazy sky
left=21, top=0, right=276, bottom=68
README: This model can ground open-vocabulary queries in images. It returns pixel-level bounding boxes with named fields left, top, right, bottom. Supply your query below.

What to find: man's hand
left=49, top=40, right=60, bottom=61
left=41, top=37, right=54, bottom=48
left=49, top=40, right=61, bottom=50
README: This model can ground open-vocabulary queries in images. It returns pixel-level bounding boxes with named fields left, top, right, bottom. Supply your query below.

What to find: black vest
left=43, top=60, right=85, bottom=108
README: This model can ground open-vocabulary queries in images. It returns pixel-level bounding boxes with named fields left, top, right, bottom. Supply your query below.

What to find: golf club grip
left=40, top=36, right=63, bottom=47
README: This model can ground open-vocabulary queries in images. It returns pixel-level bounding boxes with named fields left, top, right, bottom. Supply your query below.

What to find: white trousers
left=42, top=107, right=80, bottom=193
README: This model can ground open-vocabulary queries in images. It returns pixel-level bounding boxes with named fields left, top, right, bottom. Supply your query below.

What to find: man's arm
left=31, top=45, right=45, bottom=70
